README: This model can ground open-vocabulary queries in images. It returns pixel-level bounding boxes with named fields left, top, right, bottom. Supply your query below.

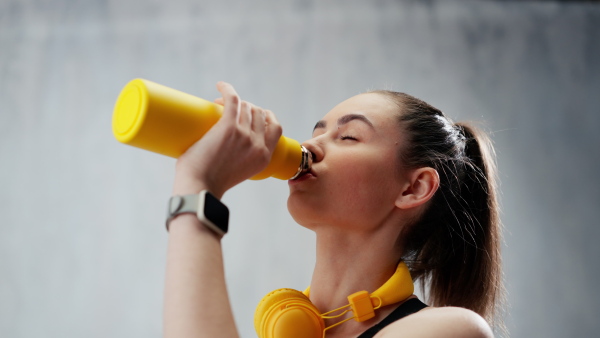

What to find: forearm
left=162, top=81, right=280, bottom=338
left=163, top=213, right=239, bottom=338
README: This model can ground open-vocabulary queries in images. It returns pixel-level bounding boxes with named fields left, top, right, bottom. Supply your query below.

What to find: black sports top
left=357, top=298, right=428, bottom=338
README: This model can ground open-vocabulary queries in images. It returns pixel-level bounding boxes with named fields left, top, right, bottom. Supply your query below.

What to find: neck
left=308, top=224, right=406, bottom=336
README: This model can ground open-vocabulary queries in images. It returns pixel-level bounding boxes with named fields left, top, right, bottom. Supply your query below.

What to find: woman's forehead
left=321, top=93, right=399, bottom=126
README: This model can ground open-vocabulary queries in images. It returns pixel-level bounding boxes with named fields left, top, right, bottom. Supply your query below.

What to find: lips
left=289, top=168, right=317, bottom=185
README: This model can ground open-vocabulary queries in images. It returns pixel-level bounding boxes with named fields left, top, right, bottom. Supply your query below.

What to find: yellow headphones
left=254, top=262, right=414, bottom=338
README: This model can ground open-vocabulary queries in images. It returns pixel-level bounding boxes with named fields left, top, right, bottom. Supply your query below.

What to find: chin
left=287, top=193, right=321, bottom=231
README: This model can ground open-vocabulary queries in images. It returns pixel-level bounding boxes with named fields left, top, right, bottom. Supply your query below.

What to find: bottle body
left=112, top=79, right=309, bottom=180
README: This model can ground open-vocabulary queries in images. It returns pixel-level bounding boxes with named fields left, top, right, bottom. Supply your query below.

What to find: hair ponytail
left=442, top=122, right=503, bottom=322
left=371, top=90, right=505, bottom=331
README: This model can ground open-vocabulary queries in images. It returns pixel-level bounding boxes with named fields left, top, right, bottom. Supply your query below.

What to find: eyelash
left=340, top=135, right=357, bottom=141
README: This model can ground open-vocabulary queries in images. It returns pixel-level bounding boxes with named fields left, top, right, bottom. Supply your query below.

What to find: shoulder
left=375, top=306, right=494, bottom=338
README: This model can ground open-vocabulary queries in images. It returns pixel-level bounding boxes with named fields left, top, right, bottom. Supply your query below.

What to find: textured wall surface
left=1, top=0, right=599, bottom=337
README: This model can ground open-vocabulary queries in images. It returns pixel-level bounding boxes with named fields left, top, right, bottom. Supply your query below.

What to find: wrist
left=167, top=213, right=220, bottom=239
left=172, top=175, right=224, bottom=200
left=166, top=191, right=230, bottom=237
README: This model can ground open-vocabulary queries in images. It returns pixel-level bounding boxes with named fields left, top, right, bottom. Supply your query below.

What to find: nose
left=301, top=137, right=323, bottom=163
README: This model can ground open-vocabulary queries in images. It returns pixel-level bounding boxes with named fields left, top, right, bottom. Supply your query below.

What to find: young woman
left=163, top=82, right=504, bottom=338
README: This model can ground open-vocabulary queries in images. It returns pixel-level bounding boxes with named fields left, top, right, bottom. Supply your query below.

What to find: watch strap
left=166, top=194, right=199, bottom=230
left=166, top=191, right=229, bottom=237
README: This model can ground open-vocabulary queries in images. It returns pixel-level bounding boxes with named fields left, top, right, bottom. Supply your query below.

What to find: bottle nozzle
left=290, top=146, right=313, bottom=180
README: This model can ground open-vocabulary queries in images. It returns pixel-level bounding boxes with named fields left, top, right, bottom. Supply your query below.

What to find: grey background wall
left=1, top=0, right=599, bottom=337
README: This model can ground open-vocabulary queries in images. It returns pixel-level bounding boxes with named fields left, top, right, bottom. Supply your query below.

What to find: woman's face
left=287, top=93, right=409, bottom=232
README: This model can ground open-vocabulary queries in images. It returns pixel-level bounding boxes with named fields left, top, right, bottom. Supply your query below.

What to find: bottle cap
left=113, top=79, right=148, bottom=143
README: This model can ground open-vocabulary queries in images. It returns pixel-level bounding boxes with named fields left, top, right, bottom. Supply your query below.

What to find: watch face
left=204, top=192, right=229, bottom=234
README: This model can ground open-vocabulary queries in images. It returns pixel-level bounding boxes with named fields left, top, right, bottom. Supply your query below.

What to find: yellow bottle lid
left=113, top=79, right=148, bottom=143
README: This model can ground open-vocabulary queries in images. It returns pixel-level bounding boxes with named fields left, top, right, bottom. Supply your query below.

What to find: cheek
left=327, top=158, right=399, bottom=209
left=287, top=150, right=401, bottom=229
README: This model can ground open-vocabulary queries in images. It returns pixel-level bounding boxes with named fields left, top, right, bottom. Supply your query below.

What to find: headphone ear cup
left=254, top=288, right=324, bottom=338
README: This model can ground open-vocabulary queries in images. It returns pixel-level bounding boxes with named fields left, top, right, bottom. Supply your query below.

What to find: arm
left=164, top=214, right=237, bottom=338
left=163, top=82, right=282, bottom=338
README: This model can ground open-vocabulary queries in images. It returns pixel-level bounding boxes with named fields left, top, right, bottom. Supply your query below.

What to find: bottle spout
left=290, top=146, right=313, bottom=180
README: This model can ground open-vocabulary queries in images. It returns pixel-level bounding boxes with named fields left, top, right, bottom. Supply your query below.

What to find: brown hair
left=372, top=90, right=505, bottom=331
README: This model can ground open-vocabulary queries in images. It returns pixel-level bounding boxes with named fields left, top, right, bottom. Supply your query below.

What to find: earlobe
left=395, top=167, right=440, bottom=210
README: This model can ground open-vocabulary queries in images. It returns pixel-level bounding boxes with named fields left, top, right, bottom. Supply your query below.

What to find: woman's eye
left=341, top=135, right=358, bottom=141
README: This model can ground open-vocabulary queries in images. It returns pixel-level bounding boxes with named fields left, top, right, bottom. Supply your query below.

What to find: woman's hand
left=172, top=82, right=282, bottom=198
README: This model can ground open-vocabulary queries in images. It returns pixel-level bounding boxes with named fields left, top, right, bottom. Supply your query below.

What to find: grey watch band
left=166, top=194, right=199, bottom=227
left=166, top=190, right=229, bottom=236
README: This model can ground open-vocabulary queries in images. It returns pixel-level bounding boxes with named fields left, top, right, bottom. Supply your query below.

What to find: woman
left=163, top=82, right=504, bottom=338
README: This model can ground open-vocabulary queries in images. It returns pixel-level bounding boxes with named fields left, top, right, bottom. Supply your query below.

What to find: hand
left=172, top=82, right=282, bottom=198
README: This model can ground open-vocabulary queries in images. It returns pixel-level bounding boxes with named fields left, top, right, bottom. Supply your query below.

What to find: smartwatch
left=166, top=190, right=229, bottom=237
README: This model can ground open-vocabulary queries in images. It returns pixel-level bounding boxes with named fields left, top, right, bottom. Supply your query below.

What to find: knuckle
left=228, top=95, right=240, bottom=107
left=267, top=110, right=279, bottom=122
left=258, top=147, right=271, bottom=164
left=221, top=127, right=235, bottom=139
left=236, top=125, right=250, bottom=138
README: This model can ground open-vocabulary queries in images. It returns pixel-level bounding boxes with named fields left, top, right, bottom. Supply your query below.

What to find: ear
left=395, top=167, right=440, bottom=210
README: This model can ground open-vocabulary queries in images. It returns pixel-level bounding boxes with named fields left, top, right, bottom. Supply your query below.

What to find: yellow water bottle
left=112, top=79, right=311, bottom=180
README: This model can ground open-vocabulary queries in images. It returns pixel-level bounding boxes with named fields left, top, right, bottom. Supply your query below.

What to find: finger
left=216, top=82, right=240, bottom=122
left=263, top=109, right=282, bottom=151
left=239, top=101, right=252, bottom=127
left=264, top=108, right=279, bottom=126
left=251, top=106, right=266, bottom=135
left=213, top=97, right=224, bottom=106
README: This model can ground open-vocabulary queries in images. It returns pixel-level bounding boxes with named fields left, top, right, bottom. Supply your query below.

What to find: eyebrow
left=313, top=113, right=375, bottom=131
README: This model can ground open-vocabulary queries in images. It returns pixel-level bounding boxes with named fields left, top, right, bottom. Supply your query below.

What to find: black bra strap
left=357, top=298, right=428, bottom=338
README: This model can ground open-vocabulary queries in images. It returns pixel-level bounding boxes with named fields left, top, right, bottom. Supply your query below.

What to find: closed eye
left=341, top=135, right=358, bottom=141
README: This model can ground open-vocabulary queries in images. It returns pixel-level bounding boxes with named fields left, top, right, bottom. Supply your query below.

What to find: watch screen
left=204, top=192, right=229, bottom=233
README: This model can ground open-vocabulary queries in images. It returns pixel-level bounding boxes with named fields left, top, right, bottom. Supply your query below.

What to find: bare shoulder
left=375, top=306, right=494, bottom=338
